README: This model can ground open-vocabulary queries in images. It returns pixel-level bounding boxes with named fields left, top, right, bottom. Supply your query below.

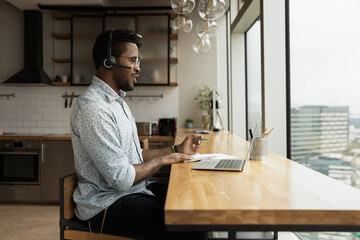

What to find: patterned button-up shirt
left=71, top=76, right=153, bottom=220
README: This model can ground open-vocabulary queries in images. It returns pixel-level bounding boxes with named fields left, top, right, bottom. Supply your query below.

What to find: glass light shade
left=192, top=36, right=211, bottom=53
left=198, top=0, right=226, bottom=21
left=196, top=20, right=218, bottom=38
left=171, top=0, right=196, bottom=14
left=173, top=15, right=193, bottom=33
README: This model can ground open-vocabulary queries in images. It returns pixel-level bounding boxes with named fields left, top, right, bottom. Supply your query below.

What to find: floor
left=0, top=204, right=300, bottom=240
left=0, top=204, right=59, bottom=240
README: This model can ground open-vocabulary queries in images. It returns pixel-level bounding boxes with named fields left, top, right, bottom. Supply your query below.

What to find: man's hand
left=177, top=134, right=204, bottom=155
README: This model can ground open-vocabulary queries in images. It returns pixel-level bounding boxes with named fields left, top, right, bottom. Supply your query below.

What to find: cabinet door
left=40, top=141, right=75, bottom=203
left=136, top=15, right=169, bottom=85
left=72, top=16, right=103, bottom=85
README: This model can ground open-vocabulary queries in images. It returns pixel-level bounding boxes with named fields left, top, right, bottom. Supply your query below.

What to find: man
left=71, top=28, right=207, bottom=239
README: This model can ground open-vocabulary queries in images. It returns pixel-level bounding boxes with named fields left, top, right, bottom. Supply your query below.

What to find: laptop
left=191, top=135, right=256, bottom=172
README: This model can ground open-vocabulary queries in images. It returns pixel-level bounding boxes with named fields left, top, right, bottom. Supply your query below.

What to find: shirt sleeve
left=77, top=102, right=136, bottom=191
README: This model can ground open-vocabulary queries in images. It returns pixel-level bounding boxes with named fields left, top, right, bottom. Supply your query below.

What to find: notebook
left=191, top=137, right=255, bottom=172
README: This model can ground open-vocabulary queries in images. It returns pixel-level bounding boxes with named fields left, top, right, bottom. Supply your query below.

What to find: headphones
left=103, top=29, right=132, bottom=70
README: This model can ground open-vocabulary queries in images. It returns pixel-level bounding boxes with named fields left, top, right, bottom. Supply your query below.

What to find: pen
left=264, top=128, right=273, bottom=138
left=260, top=128, right=268, bottom=139
left=249, top=129, right=253, bottom=139
left=197, top=138, right=209, bottom=141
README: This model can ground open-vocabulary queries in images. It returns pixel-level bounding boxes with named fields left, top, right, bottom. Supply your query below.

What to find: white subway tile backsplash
left=23, top=107, right=37, bottom=114
left=5, top=128, right=16, bottom=133
left=30, top=128, right=44, bottom=134
left=43, top=128, right=57, bottom=135
left=10, top=107, right=23, bottom=114
left=3, top=113, right=17, bottom=120
left=16, top=128, right=30, bottom=134
left=36, top=93, right=50, bottom=100
left=50, top=120, right=64, bottom=128
left=43, top=100, right=58, bottom=107
left=16, top=114, right=31, bottom=121
left=43, top=113, right=58, bottom=121
left=23, top=93, right=37, bottom=100
left=37, top=120, right=50, bottom=128
left=0, top=85, right=178, bottom=135
left=16, top=100, right=31, bottom=107
left=29, top=114, right=43, bottom=121
left=10, top=120, right=23, bottom=128
left=49, top=107, right=63, bottom=114
left=56, top=127, right=70, bottom=134
left=63, top=121, right=70, bottom=128
left=24, top=121, right=37, bottom=128
left=36, top=107, right=50, bottom=114
left=0, top=121, right=10, bottom=127
left=30, top=100, right=44, bottom=107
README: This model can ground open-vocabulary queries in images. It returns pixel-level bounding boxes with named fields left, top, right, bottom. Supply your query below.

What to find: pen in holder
left=250, top=138, right=267, bottom=161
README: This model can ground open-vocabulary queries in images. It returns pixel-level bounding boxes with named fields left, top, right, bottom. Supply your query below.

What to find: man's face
left=113, top=43, right=140, bottom=92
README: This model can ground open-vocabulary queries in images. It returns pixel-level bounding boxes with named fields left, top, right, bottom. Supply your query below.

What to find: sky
left=290, top=0, right=360, bottom=117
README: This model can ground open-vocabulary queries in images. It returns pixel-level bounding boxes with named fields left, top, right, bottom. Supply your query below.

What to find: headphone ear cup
left=103, top=56, right=116, bottom=70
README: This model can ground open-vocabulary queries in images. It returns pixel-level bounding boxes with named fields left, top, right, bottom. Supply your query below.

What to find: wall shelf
left=51, top=33, right=71, bottom=40
left=51, top=58, right=71, bottom=63
left=51, top=82, right=71, bottom=86
left=170, top=34, right=178, bottom=40
left=170, top=58, right=178, bottom=64
left=51, top=13, right=71, bottom=21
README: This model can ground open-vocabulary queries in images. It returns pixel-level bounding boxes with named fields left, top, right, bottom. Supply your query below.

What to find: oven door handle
left=41, top=143, right=45, bottom=163
left=0, top=151, right=39, bottom=155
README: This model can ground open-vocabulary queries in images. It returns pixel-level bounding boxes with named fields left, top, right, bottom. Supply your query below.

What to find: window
left=289, top=0, right=360, bottom=239
left=246, top=19, right=262, bottom=138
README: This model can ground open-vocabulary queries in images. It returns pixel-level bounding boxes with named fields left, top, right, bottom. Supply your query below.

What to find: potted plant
left=186, top=118, right=194, bottom=128
left=195, top=85, right=212, bottom=129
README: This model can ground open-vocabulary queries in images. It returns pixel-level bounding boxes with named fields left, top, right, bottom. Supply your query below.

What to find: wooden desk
left=165, top=129, right=360, bottom=233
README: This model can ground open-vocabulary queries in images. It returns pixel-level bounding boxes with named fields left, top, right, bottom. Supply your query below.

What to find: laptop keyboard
left=214, top=159, right=244, bottom=169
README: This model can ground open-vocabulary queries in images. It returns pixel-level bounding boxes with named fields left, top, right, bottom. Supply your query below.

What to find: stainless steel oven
left=0, top=140, right=42, bottom=185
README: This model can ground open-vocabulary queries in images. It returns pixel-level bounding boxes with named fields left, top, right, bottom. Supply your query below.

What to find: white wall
left=177, top=8, right=219, bottom=128
left=0, top=1, right=225, bottom=134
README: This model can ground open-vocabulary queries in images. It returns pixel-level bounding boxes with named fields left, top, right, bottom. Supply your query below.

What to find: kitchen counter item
left=158, top=118, right=176, bottom=136
left=136, top=122, right=152, bottom=135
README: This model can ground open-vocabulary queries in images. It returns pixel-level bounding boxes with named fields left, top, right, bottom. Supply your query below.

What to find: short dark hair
left=92, top=28, right=143, bottom=70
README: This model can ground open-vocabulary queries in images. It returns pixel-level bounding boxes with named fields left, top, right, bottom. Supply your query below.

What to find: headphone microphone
left=103, top=29, right=132, bottom=70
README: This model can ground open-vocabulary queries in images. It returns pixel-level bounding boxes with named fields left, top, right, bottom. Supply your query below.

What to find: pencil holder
left=250, top=138, right=267, bottom=161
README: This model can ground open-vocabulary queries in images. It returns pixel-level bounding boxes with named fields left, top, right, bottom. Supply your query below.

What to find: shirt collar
left=92, top=76, right=127, bottom=102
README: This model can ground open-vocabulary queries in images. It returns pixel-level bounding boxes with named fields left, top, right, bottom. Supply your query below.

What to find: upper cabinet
left=50, top=13, right=175, bottom=86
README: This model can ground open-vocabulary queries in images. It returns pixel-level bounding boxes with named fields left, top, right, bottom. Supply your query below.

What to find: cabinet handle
left=41, top=143, right=45, bottom=163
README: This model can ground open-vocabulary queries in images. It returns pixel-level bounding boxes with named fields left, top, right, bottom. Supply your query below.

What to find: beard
left=113, top=69, right=135, bottom=92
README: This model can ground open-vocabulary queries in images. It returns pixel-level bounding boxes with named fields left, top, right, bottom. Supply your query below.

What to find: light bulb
left=198, top=0, right=226, bottom=21
left=192, top=36, right=211, bottom=53
left=173, top=15, right=193, bottom=33
left=171, top=0, right=196, bottom=14
left=196, top=20, right=218, bottom=39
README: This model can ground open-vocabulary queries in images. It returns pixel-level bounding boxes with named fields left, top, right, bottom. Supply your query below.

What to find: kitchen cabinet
left=50, top=12, right=177, bottom=86
left=40, top=140, right=75, bottom=202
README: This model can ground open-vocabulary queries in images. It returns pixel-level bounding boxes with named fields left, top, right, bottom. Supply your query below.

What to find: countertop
left=0, top=134, right=175, bottom=142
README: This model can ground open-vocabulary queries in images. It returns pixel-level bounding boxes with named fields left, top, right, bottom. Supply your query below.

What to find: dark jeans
left=83, top=182, right=208, bottom=240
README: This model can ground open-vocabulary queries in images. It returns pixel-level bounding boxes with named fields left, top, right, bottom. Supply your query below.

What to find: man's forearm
left=142, top=147, right=174, bottom=161
left=133, top=157, right=162, bottom=184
